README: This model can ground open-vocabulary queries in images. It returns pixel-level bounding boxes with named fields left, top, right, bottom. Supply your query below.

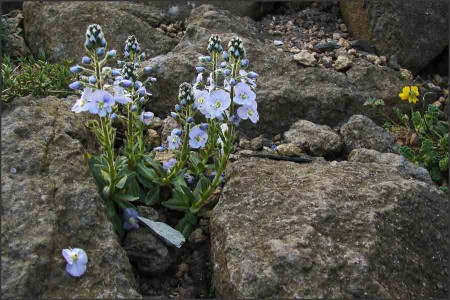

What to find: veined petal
left=66, top=261, right=87, bottom=277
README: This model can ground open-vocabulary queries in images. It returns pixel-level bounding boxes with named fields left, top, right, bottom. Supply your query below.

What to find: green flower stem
left=99, top=116, right=117, bottom=200
left=229, top=57, right=239, bottom=115
left=161, top=105, right=193, bottom=184
left=190, top=128, right=233, bottom=213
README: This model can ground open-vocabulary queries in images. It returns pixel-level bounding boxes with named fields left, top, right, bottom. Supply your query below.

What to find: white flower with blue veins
left=233, top=82, right=256, bottom=106
left=205, top=89, right=231, bottom=119
left=71, top=88, right=93, bottom=113
left=62, top=248, right=88, bottom=277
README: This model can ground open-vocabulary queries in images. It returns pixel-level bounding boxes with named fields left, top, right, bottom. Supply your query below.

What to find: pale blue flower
left=237, top=103, right=259, bottom=123
left=123, top=208, right=139, bottom=230
left=154, top=145, right=166, bottom=151
left=196, top=66, right=205, bottom=73
left=140, top=111, right=154, bottom=125
left=163, top=158, right=177, bottom=172
left=194, top=89, right=209, bottom=112
left=241, top=58, right=249, bottom=67
left=205, top=89, right=231, bottom=119
left=121, top=80, right=133, bottom=88
left=88, top=90, right=115, bottom=117
left=167, top=129, right=182, bottom=150
left=62, top=248, right=88, bottom=277
left=233, top=82, right=256, bottom=106
left=71, top=88, right=93, bottom=113
left=113, top=85, right=132, bottom=104
left=189, top=126, right=208, bottom=149
left=248, top=71, right=258, bottom=79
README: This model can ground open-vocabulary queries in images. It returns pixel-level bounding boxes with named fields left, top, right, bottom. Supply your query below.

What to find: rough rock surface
left=211, top=157, right=448, bottom=299
left=123, top=227, right=176, bottom=275
left=340, top=0, right=449, bottom=73
left=283, top=119, right=343, bottom=157
left=1, top=96, right=139, bottom=298
left=2, top=10, right=31, bottom=57
left=348, top=148, right=432, bottom=183
left=144, top=5, right=407, bottom=138
left=23, top=1, right=178, bottom=62
left=340, top=114, right=397, bottom=154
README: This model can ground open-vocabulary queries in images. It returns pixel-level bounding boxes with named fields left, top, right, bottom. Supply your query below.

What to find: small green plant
left=366, top=86, right=449, bottom=183
left=1, top=50, right=75, bottom=104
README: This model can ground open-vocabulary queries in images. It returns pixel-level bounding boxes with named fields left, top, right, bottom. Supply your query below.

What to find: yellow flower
left=399, top=86, right=419, bottom=104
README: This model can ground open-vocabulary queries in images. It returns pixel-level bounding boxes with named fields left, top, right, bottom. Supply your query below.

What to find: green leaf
left=429, top=167, right=442, bottom=182
left=136, top=174, right=156, bottom=189
left=399, top=146, right=415, bottom=162
left=127, top=177, right=140, bottom=197
left=144, top=185, right=160, bottom=205
left=439, top=157, right=448, bottom=172
left=115, top=175, right=128, bottom=189
left=180, top=185, right=196, bottom=205
left=175, top=211, right=197, bottom=238
left=113, top=193, right=140, bottom=202
left=136, top=160, right=158, bottom=181
left=143, top=155, right=164, bottom=173
left=162, top=198, right=190, bottom=211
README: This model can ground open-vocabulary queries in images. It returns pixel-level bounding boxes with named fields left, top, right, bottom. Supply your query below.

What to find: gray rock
left=315, top=41, right=340, bottom=52
left=340, top=114, right=397, bottom=154
left=123, top=227, right=176, bottom=275
left=160, top=116, right=179, bottom=146
left=293, top=50, right=317, bottom=66
left=250, top=135, right=264, bottom=151
left=350, top=40, right=377, bottom=54
left=348, top=148, right=432, bottom=183
left=137, top=206, right=159, bottom=221
left=2, top=11, right=31, bottom=57
left=283, top=119, right=343, bottom=157
left=275, top=143, right=303, bottom=157
left=340, top=0, right=449, bottom=73
left=23, top=1, right=179, bottom=62
left=1, top=95, right=139, bottom=298
left=333, top=55, right=352, bottom=71
left=211, top=157, right=448, bottom=298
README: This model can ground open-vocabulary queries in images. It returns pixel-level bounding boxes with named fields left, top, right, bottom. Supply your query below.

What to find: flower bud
left=178, top=82, right=194, bottom=103
left=131, top=105, right=137, bottom=112
left=208, top=34, right=223, bottom=53
left=224, top=69, right=231, bottom=76
left=154, top=145, right=166, bottom=152
left=170, top=112, right=178, bottom=119
left=106, top=49, right=117, bottom=59
left=230, top=78, right=236, bottom=86
left=97, top=47, right=105, bottom=56
left=111, top=69, right=121, bottom=77
left=144, top=66, right=152, bottom=75
left=111, top=113, right=118, bottom=120
left=140, top=52, right=146, bottom=60
left=222, top=51, right=229, bottom=61
left=125, top=35, right=140, bottom=55
left=174, top=129, right=182, bottom=136
left=81, top=56, right=91, bottom=64
left=100, top=38, right=107, bottom=47
left=138, top=87, right=147, bottom=96
left=121, top=80, right=133, bottom=88
left=140, top=97, right=145, bottom=103
left=205, top=56, right=212, bottom=62
left=241, top=58, right=249, bottom=67
left=196, top=66, right=204, bottom=73
left=200, top=123, right=208, bottom=131
left=228, top=36, right=246, bottom=59
left=187, top=117, right=194, bottom=123
left=85, top=24, right=104, bottom=49
left=181, top=99, right=187, bottom=106
left=220, top=62, right=227, bottom=68
left=88, top=75, right=97, bottom=84
left=134, top=81, right=143, bottom=90
left=248, top=71, right=259, bottom=79
left=175, top=104, right=182, bottom=112
left=69, top=81, right=83, bottom=90
left=70, top=65, right=83, bottom=74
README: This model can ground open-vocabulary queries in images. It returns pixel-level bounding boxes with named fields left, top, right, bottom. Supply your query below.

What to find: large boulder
left=23, top=1, right=179, bottom=62
left=283, top=119, right=343, bottom=158
left=144, top=5, right=407, bottom=138
left=1, top=96, right=140, bottom=298
left=340, top=114, right=398, bottom=154
left=211, top=157, right=448, bottom=298
left=340, top=0, right=449, bottom=73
